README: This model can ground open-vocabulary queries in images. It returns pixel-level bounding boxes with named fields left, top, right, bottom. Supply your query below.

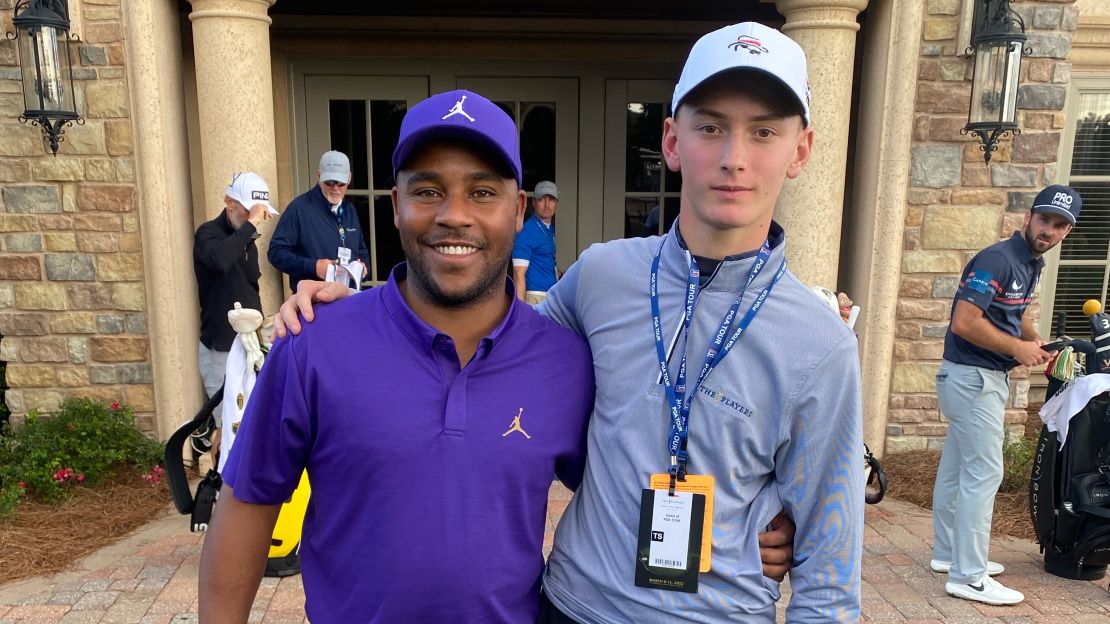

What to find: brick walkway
left=1, top=487, right=1108, bottom=623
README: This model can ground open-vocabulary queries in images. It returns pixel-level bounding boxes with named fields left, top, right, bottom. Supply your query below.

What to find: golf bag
left=1029, top=309, right=1110, bottom=580
left=165, top=304, right=310, bottom=577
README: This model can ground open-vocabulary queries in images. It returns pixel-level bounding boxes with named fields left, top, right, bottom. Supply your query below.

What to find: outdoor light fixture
left=962, top=0, right=1029, bottom=163
left=7, top=0, right=81, bottom=155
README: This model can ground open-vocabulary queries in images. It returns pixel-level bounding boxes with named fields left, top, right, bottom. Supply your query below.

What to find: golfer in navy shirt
left=199, top=90, right=594, bottom=623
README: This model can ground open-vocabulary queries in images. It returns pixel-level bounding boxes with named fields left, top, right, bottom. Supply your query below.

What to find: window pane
left=521, top=102, right=556, bottom=191
left=374, top=194, right=404, bottom=282
left=626, top=102, right=664, bottom=193
left=1053, top=265, right=1109, bottom=337
left=347, top=194, right=371, bottom=271
left=624, top=196, right=657, bottom=238
left=370, top=100, right=407, bottom=191
left=1059, top=182, right=1110, bottom=261
left=1070, top=93, right=1110, bottom=177
left=329, top=100, right=368, bottom=190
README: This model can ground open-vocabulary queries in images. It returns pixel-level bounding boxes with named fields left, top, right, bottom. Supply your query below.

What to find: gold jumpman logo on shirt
left=502, top=408, right=531, bottom=439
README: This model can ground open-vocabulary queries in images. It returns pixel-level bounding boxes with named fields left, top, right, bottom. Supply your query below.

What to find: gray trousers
left=932, top=359, right=1009, bottom=584
left=198, top=342, right=229, bottom=426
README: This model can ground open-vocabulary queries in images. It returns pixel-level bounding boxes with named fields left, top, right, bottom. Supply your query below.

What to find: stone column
left=123, top=1, right=202, bottom=438
left=187, top=0, right=281, bottom=314
left=774, top=0, right=870, bottom=289
left=843, top=0, right=924, bottom=456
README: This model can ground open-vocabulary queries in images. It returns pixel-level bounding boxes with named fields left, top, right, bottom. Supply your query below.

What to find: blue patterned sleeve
left=956, top=250, right=1008, bottom=311
left=778, top=332, right=864, bottom=622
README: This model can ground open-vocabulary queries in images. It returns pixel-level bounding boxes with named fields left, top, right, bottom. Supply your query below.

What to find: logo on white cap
left=672, top=22, right=811, bottom=127
left=442, top=96, right=476, bottom=122
left=226, top=172, right=277, bottom=215
left=728, top=36, right=768, bottom=55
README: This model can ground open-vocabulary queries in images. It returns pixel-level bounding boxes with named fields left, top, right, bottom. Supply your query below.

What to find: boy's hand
left=272, top=280, right=351, bottom=338
left=759, top=510, right=795, bottom=581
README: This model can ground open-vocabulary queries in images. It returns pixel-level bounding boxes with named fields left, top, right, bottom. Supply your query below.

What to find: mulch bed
left=882, top=402, right=1046, bottom=543
left=0, top=469, right=171, bottom=586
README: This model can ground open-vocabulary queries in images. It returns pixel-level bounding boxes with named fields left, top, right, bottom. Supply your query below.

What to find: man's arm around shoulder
left=198, top=485, right=281, bottom=622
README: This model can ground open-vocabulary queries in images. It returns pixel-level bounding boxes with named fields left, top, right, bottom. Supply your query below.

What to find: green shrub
left=1001, top=428, right=1037, bottom=492
left=0, top=398, right=162, bottom=518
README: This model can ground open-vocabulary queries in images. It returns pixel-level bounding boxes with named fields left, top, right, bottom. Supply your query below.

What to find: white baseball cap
left=226, top=172, right=278, bottom=215
left=318, top=150, right=352, bottom=184
left=672, top=22, right=811, bottom=127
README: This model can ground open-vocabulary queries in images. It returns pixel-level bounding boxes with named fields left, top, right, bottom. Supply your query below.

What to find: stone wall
left=886, top=0, right=1077, bottom=455
left=0, top=0, right=154, bottom=433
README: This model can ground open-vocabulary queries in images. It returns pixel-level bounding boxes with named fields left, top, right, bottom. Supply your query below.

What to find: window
left=1044, top=81, right=1110, bottom=337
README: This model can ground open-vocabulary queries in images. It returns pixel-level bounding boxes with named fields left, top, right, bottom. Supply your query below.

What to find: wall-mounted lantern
left=7, top=0, right=81, bottom=155
left=962, top=0, right=1029, bottom=164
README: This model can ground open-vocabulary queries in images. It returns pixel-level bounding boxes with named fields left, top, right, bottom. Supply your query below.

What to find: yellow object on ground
left=270, top=470, right=310, bottom=559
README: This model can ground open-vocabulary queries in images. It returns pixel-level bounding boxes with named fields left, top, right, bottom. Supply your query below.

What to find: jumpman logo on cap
left=502, top=407, right=531, bottom=439
left=442, top=96, right=476, bottom=122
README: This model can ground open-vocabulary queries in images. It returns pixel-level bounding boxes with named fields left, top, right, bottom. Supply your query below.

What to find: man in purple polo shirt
left=198, top=90, right=594, bottom=623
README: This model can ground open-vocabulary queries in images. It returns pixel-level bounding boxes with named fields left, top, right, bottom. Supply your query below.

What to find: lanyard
left=649, top=239, right=785, bottom=490
left=334, top=206, right=346, bottom=248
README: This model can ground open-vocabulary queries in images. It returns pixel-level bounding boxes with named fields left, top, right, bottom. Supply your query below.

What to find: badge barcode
left=652, top=558, right=682, bottom=568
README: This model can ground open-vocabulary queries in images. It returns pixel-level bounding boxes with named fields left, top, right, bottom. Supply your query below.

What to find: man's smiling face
left=392, top=140, right=525, bottom=308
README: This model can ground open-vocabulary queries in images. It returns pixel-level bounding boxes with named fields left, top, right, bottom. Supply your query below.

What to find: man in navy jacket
left=268, top=150, right=370, bottom=293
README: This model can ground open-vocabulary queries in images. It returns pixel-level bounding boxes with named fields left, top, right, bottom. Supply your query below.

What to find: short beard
left=1023, top=224, right=1050, bottom=255
left=403, top=241, right=508, bottom=309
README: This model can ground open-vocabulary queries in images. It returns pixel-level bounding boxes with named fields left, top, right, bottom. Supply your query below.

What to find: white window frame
left=1037, top=74, right=1110, bottom=339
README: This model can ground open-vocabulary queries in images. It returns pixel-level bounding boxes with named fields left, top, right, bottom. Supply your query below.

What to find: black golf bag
left=1029, top=309, right=1110, bottom=580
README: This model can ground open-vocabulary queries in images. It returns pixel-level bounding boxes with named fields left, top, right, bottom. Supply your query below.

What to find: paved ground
left=1, top=486, right=1108, bottom=623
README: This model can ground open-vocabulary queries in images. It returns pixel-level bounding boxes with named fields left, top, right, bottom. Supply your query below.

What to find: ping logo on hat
left=1032, top=184, right=1082, bottom=225
left=225, top=171, right=278, bottom=216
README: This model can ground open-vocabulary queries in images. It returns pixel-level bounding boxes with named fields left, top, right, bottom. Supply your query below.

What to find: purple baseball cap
left=392, top=90, right=522, bottom=186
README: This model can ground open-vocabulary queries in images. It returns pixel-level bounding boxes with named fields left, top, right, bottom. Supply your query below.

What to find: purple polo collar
left=381, top=263, right=521, bottom=357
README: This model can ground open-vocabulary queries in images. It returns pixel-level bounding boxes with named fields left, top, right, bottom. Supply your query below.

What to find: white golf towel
left=218, top=304, right=265, bottom=473
left=1039, top=373, right=1110, bottom=448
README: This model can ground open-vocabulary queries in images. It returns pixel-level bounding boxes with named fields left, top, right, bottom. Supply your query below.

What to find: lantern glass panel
left=969, top=40, right=1021, bottom=126
left=17, top=24, right=76, bottom=116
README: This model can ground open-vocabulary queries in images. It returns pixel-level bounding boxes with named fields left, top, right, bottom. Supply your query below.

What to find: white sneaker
left=945, top=576, right=1024, bottom=606
left=930, top=559, right=1005, bottom=576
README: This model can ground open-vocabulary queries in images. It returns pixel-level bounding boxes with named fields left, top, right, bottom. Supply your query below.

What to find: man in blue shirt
left=512, top=180, right=559, bottom=304
left=932, top=184, right=1081, bottom=606
left=268, top=150, right=370, bottom=293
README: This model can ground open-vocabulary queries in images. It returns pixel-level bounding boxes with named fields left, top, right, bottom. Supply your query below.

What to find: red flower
left=110, top=401, right=121, bottom=411
left=17, top=481, right=25, bottom=489
left=76, top=473, right=86, bottom=483
left=67, top=422, right=75, bottom=430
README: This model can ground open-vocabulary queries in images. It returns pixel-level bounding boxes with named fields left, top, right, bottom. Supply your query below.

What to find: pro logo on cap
left=1031, top=184, right=1082, bottom=225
